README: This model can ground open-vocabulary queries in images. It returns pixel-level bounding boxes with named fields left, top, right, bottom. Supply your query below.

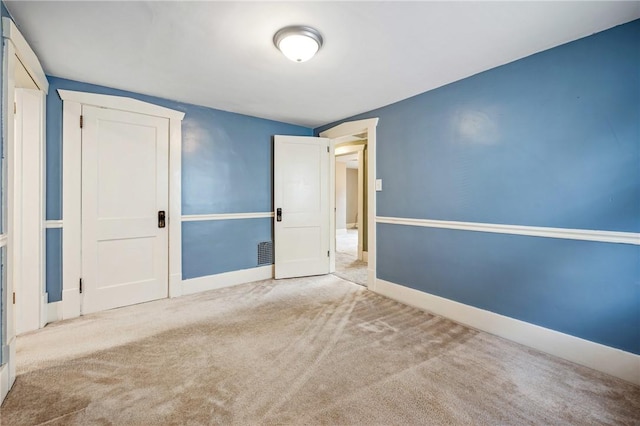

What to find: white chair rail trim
left=376, top=216, right=640, bottom=245
left=182, top=212, right=274, bottom=221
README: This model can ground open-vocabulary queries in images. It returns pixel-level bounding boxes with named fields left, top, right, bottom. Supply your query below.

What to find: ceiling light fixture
left=273, top=26, right=323, bottom=63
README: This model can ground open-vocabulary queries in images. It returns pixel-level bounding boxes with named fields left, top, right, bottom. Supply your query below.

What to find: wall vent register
left=257, top=241, right=273, bottom=265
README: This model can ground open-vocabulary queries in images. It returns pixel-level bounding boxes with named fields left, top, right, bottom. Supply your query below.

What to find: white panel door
left=274, top=135, right=330, bottom=279
left=82, top=106, right=169, bottom=314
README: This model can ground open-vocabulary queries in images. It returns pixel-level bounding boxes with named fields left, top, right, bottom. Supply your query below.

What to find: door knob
left=158, top=210, right=166, bottom=228
left=276, top=208, right=282, bottom=222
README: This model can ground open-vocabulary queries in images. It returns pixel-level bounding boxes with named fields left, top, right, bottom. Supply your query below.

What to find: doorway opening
left=333, top=139, right=367, bottom=286
left=320, top=118, right=378, bottom=289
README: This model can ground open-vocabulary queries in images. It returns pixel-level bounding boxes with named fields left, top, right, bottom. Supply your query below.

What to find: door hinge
left=327, top=250, right=330, bottom=257
left=80, top=115, right=84, bottom=129
left=327, top=146, right=329, bottom=153
left=12, top=292, right=16, bottom=304
left=14, top=102, right=16, bottom=114
left=79, top=278, right=83, bottom=294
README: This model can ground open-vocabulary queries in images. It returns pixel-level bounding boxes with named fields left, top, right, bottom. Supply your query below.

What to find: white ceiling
left=5, top=1, right=639, bottom=128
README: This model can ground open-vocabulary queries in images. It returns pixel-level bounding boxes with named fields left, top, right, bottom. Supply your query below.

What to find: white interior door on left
left=81, top=106, right=169, bottom=314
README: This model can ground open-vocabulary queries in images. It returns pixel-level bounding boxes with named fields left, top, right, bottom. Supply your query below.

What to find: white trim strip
left=375, top=278, right=640, bottom=386
left=2, top=18, right=49, bottom=93
left=319, top=118, right=379, bottom=139
left=182, top=212, right=275, bottom=222
left=0, top=234, right=7, bottom=248
left=57, top=90, right=185, bottom=121
left=45, top=220, right=63, bottom=229
left=376, top=216, right=640, bottom=245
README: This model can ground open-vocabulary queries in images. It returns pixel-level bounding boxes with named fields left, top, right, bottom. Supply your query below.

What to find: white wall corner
left=181, top=265, right=274, bottom=296
left=374, top=278, right=640, bottom=386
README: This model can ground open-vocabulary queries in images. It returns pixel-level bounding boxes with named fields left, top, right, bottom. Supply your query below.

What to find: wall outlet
left=375, top=179, right=382, bottom=191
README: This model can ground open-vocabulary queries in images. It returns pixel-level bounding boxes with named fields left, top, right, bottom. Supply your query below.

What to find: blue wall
left=317, top=20, right=640, bottom=354
left=45, top=77, right=311, bottom=301
left=378, top=225, right=639, bottom=353
left=182, top=218, right=272, bottom=279
left=45, top=229, right=62, bottom=304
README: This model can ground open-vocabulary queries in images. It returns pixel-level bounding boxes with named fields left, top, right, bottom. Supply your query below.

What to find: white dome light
left=274, top=26, right=323, bottom=63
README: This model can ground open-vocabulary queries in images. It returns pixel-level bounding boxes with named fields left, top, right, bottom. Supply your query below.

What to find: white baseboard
left=50, top=267, right=273, bottom=323
left=375, top=278, right=640, bottom=386
left=0, top=363, right=8, bottom=404
left=362, top=251, right=369, bottom=262
left=0, top=338, right=16, bottom=404
left=181, top=265, right=274, bottom=296
left=336, top=228, right=347, bottom=235
left=347, top=223, right=357, bottom=229
left=47, top=301, right=63, bottom=324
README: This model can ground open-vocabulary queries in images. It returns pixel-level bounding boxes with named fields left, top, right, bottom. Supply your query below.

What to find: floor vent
left=257, top=241, right=273, bottom=265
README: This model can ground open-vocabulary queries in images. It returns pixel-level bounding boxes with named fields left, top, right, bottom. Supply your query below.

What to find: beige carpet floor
left=2, top=275, right=639, bottom=425
left=334, top=229, right=368, bottom=286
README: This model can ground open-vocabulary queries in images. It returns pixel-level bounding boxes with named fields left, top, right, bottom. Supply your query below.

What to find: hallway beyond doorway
left=334, top=229, right=367, bottom=286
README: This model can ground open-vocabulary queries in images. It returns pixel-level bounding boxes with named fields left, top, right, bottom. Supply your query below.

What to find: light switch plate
left=375, top=179, right=382, bottom=191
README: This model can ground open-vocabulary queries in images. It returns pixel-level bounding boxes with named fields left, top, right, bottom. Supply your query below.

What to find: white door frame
left=356, top=149, right=364, bottom=260
left=58, top=90, right=184, bottom=320
left=14, top=88, right=46, bottom=334
left=321, top=118, right=379, bottom=289
left=1, top=17, right=48, bottom=403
